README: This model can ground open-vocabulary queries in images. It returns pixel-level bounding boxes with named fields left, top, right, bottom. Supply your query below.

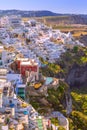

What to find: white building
left=0, top=15, right=22, bottom=28
left=9, top=15, right=22, bottom=28
left=0, top=86, right=3, bottom=108
left=0, top=16, right=9, bottom=27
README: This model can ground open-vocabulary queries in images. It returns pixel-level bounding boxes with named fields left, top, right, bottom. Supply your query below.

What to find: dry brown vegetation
left=34, top=16, right=87, bottom=39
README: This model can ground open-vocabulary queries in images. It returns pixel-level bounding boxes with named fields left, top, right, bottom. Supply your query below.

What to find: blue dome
left=10, top=103, right=15, bottom=108
left=23, top=111, right=28, bottom=115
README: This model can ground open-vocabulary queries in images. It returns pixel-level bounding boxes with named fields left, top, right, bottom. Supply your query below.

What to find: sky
left=0, top=0, right=87, bottom=14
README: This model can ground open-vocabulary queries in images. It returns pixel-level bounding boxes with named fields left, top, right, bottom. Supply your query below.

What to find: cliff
left=66, top=63, right=87, bottom=87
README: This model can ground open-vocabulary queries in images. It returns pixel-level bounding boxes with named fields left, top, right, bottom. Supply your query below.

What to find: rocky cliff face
left=66, top=63, right=87, bottom=87
left=79, top=35, right=87, bottom=46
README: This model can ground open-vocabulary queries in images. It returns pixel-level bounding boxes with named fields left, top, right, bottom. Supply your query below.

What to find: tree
left=73, top=46, right=78, bottom=53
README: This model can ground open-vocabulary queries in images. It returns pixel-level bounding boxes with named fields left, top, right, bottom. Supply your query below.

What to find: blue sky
left=0, top=0, right=87, bottom=14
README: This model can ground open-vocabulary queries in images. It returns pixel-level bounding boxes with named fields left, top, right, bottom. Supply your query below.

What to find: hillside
left=36, top=15, right=87, bottom=26
left=27, top=46, right=87, bottom=130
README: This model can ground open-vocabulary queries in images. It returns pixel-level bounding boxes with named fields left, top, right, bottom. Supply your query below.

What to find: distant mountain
left=0, top=10, right=62, bottom=17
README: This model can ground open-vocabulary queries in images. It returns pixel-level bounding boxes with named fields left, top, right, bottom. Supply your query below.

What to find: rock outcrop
left=66, top=63, right=87, bottom=87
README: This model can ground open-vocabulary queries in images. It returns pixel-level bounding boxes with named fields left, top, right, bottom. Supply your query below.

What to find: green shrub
left=58, top=126, right=66, bottom=130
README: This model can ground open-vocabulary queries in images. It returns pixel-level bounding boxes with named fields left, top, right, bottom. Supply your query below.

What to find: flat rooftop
left=0, top=68, right=7, bottom=74
left=0, top=78, right=7, bottom=83
left=7, top=74, right=22, bottom=82
left=21, top=61, right=38, bottom=66
left=17, top=58, right=29, bottom=61
left=0, top=46, right=4, bottom=49
left=16, top=84, right=26, bottom=88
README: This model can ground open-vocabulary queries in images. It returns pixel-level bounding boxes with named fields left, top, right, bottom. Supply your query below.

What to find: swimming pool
left=41, top=63, right=47, bottom=67
left=45, top=77, right=53, bottom=85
